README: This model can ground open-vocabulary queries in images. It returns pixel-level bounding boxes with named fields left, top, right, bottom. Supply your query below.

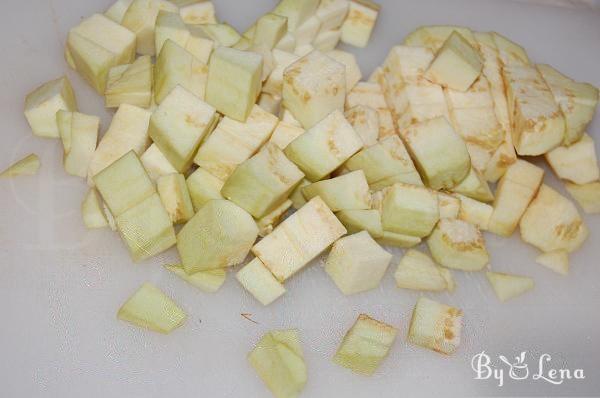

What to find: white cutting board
left=0, top=0, right=599, bottom=397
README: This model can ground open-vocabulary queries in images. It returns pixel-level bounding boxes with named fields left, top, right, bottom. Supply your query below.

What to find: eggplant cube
left=381, top=183, right=439, bottom=238
left=284, top=110, right=363, bottom=181
left=117, top=283, right=186, bottom=334
left=24, top=76, right=77, bottom=138
left=194, top=105, right=279, bottom=180
left=236, top=258, right=286, bottom=306
left=0, top=153, right=41, bottom=178
left=264, top=50, right=300, bottom=97
left=425, top=31, right=482, bottom=91
left=155, top=10, right=190, bottom=55
left=503, top=64, right=565, bottom=156
left=67, top=14, right=136, bottom=94
left=545, top=134, right=599, bottom=185
left=93, top=151, right=155, bottom=218
left=336, top=209, right=383, bottom=238
left=116, top=193, right=176, bottom=262
left=272, top=0, right=320, bottom=32
left=455, top=194, right=493, bottom=231
left=325, top=231, right=392, bottom=295
left=333, top=314, right=397, bottom=375
left=206, top=47, right=263, bottom=122
left=520, top=185, right=589, bottom=253
left=302, top=170, right=371, bottom=211
left=140, top=144, right=177, bottom=181
left=427, top=218, right=489, bottom=271
left=346, top=82, right=396, bottom=140
left=538, top=64, right=598, bottom=145
left=536, top=251, right=569, bottom=276
left=253, top=197, right=347, bottom=282
left=221, top=143, right=305, bottom=219
left=88, top=104, right=152, bottom=183
left=248, top=329, right=307, bottom=398
left=401, top=117, right=471, bottom=190
left=394, top=249, right=449, bottom=292
left=345, top=135, right=423, bottom=190
left=154, top=40, right=209, bottom=104
left=179, top=1, right=217, bottom=24
left=340, top=0, right=380, bottom=48
left=486, top=272, right=534, bottom=302
left=344, top=105, right=379, bottom=147
left=105, top=55, right=154, bottom=109
left=121, top=0, right=178, bottom=56
left=149, top=85, right=217, bottom=172
left=186, top=168, right=224, bottom=211
left=404, top=25, right=477, bottom=53
left=157, top=173, right=195, bottom=224
left=282, top=51, right=346, bottom=129
left=177, top=200, right=258, bottom=274
left=316, top=0, right=350, bottom=32
left=488, top=159, right=544, bottom=237
left=57, top=111, right=99, bottom=178
left=408, top=297, right=463, bottom=355
left=253, top=13, right=288, bottom=49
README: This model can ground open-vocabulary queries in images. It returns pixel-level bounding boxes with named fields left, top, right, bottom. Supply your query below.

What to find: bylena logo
left=471, top=351, right=585, bottom=387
